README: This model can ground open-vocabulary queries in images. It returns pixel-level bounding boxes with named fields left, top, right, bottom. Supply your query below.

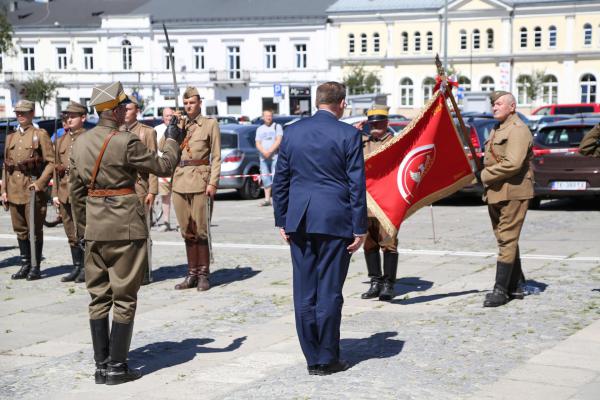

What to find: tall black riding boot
left=483, top=261, right=512, bottom=307
left=106, top=321, right=142, bottom=385
left=26, top=240, right=43, bottom=280
left=508, top=255, right=525, bottom=300
left=361, top=251, right=382, bottom=299
left=74, top=246, right=86, bottom=283
left=62, top=246, right=83, bottom=282
left=90, top=318, right=110, bottom=384
left=379, top=252, right=399, bottom=301
left=11, top=239, right=31, bottom=280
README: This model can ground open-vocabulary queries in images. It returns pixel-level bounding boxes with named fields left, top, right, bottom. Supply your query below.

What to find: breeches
left=173, top=191, right=209, bottom=241
left=363, top=217, right=398, bottom=254
left=488, top=199, right=529, bottom=263
left=59, top=202, right=77, bottom=246
left=85, top=240, right=147, bottom=323
left=9, top=193, right=46, bottom=241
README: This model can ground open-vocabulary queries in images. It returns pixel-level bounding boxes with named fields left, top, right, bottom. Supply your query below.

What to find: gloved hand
left=474, top=170, right=483, bottom=185
left=165, top=115, right=184, bottom=144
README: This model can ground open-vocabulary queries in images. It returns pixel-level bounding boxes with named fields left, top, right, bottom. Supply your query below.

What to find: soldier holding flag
left=1, top=100, right=55, bottom=281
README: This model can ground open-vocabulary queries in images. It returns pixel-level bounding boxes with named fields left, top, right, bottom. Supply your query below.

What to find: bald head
left=492, top=93, right=517, bottom=122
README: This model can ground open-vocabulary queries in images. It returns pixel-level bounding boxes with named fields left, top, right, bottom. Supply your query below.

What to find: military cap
left=14, top=100, right=35, bottom=112
left=127, top=95, right=139, bottom=106
left=90, top=82, right=131, bottom=112
left=367, top=104, right=389, bottom=122
left=183, top=86, right=202, bottom=99
left=489, top=90, right=511, bottom=104
left=64, top=100, right=87, bottom=114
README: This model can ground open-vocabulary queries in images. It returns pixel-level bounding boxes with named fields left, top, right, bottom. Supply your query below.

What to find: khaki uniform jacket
left=69, top=118, right=180, bottom=241
left=363, top=132, right=393, bottom=218
left=481, top=113, right=534, bottom=204
left=1, top=125, right=55, bottom=204
left=579, top=124, right=600, bottom=158
left=52, top=128, right=85, bottom=204
left=172, top=114, right=221, bottom=194
left=124, top=121, right=159, bottom=197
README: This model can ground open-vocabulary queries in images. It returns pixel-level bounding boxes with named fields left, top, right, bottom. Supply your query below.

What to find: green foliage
left=22, top=75, right=62, bottom=117
left=343, top=65, right=381, bottom=95
left=0, top=4, right=14, bottom=54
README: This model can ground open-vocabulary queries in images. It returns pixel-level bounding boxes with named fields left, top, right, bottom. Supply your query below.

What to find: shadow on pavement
left=0, top=246, right=17, bottom=252
left=42, top=264, right=72, bottom=278
left=341, top=332, right=404, bottom=367
left=592, top=289, right=600, bottom=293
left=152, top=265, right=261, bottom=287
left=391, top=289, right=482, bottom=305
left=525, top=279, right=548, bottom=293
left=0, top=255, right=21, bottom=268
left=130, top=336, right=247, bottom=375
left=394, top=276, right=434, bottom=297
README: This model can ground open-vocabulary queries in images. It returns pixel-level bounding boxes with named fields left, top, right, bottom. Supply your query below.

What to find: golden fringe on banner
left=365, top=88, right=475, bottom=238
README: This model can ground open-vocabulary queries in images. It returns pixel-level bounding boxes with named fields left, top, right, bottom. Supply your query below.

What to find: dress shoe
left=361, top=281, right=381, bottom=299
left=105, top=362, right=142, bottom=385
left=307, top=365, right=320, bottom=375
left=483, top=288, right=509, bottom=307
left=316, top=359, right=350, bottom=375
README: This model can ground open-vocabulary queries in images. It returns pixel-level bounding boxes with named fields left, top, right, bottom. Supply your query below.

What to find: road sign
left=273, top=84, right=282, bottom=98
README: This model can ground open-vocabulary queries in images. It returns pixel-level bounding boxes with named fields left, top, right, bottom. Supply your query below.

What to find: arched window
left=360, top=33, right=367, bottom=53
left=373, top=32, right=380, bottom=53
left=584, top=23, right=592, bottom=46
left=534, top=27, right=542, bottom=48
left=400, top=78, right=414, bottom=106
left=423, top=77, right=436, bottom=102
left=517, top=75, right=532, bottom=105
left=580, top=73, right=597, bottom=103
left=348, top=34, right=355, bottom=54
left=414, top=32, right=421, bottom=52
left=486, top=29, right=494, bottom=49
left=480, top=76, right=495, bottom=92
left=460, top=30, right=467, bottom=50
left=549, top=26, right=557, bottom=48
left=121, top=39, right=132, bottom=70
left=542, top=75, right=558, bottom=104
left=520, top=27, right=528, bottom=48
left=458, top=76, right=471, bottom=92
left=473, top=29, right=480, bottom=49
left=426, top=31, right=433, bottom=51
left=402, top=32, right=409, bottom=52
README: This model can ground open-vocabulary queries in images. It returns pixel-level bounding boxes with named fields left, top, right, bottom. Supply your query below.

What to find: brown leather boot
left=196, top=242, right=210, bottom=291
left=175, top=241, right=198, bottom=290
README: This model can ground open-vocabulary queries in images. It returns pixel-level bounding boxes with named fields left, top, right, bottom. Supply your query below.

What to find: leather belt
left=179, top=159, right=209, bottom=167
left=87, top=187, right=135, bottom=197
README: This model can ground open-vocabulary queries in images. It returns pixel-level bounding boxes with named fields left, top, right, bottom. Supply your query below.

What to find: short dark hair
left=316, top=82, right=346, bottom=106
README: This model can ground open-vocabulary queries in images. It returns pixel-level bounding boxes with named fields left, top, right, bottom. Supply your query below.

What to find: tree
left=0, top=3, right=14, bottom=54
left=343, top=65, right=381, bottom=95
left=22, top=75, right=62, bottom=117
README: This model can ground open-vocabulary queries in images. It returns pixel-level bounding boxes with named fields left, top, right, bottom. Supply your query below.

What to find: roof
left=327, top=0, right=588, bottom=13
left=6, top=0, right=337, bottom=29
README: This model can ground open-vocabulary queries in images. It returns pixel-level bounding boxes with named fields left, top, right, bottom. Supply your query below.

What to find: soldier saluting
left=170, top=87, right=221, bottom=292
left=69, top=82, right=183, bottom=385
left=1, top=100, right=55, bottom=281
left=53, top=101, right=88, bottom=283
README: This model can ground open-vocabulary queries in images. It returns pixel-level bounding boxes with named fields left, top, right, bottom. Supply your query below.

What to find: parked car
left=531, top=103, right=600, bottom=116
left=219, top=124, right=263, bottom=199
left=529, top=117, right=600, bottom=208
left=251, top=115, right=303, bottom=128
left=528, top=114, right=573, bottom=133
left=215, top=116, right=239, bottom=125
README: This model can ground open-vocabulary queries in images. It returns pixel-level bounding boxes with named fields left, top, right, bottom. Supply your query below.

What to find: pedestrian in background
left=155, top=107, right=175, bottom=231
left=255, top=109, right=283, bottom=207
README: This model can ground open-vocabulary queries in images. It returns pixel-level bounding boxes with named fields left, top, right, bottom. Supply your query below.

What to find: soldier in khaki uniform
left=356, top=105, right=399, bottom=301
left=122, top=95, right=158, bottom=285
left=579, top=124, right=600, bottom=158
left=52, top=101, right=88, bottom=283
left=70, top=82, right=183, bottom=385
left=475, top=91, right=534, bottom=308
left=1, top=100, right=55, bottom=281
left=171, top=87, right=221, bottom=292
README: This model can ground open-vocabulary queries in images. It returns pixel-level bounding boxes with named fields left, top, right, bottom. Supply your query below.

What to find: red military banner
left=365, top=91, right=474, bottom=236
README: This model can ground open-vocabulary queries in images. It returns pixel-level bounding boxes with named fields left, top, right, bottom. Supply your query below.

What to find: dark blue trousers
left=289, top=231, right=352, bottom=366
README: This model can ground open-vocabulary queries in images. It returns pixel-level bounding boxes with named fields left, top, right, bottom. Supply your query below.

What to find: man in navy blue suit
left=272, top=82, right=368, bottom=376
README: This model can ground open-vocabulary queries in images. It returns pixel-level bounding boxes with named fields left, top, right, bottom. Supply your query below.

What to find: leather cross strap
left=89, top=130, right=119, bottom=191
left=87, top=130, right=134, bottom=197
left=179, top=159, right=209, bottom=167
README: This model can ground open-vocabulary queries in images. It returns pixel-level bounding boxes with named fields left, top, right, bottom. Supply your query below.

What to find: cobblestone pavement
left=0, top=192, right=599, bottom=399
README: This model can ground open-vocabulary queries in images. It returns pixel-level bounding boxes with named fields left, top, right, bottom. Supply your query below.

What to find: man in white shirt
left=155, top=107, right=175, bottom=231
left=255, top=109, right=283, bottom=206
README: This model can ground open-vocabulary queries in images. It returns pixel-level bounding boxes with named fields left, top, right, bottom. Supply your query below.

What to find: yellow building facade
left=327, top=0, right=600, bottom=116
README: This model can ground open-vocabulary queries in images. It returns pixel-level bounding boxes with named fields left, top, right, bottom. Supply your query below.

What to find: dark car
left=215, top=116, right=239, bottom=125
left=530, top=117, right=600, bottom=207
left=218, top=124, right=263, bottom=199
left=251, top=115, right=303, bottom=128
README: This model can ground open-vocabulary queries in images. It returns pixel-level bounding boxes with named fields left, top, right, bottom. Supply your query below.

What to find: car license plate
left=550, top=181, right=587, bottom=191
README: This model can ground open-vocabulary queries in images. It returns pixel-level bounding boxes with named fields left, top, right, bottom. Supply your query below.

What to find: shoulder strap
left=89, top=130, right=118, bottom=190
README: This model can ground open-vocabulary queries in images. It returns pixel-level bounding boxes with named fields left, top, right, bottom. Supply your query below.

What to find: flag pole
left=435, top=55, right=483, bottom=171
